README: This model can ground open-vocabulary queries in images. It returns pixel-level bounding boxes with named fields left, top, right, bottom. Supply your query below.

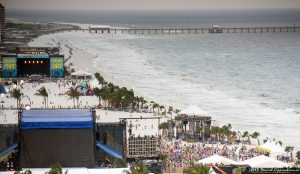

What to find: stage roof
left=20, top=109, right=93, bottom=129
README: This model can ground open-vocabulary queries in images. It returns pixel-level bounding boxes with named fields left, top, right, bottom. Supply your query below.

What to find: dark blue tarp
left=96, top=141, right=123, bottom=159
left=0, top=85, right=6, bottom=94
left=20, top=109, right=93, bottom=129
left=0, top=143, right=18, bottom=158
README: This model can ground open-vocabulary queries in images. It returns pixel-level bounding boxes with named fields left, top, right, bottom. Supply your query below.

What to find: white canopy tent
left=195, top=155, right=240, bottom=165
left=241, top=155, right=290, bottom=168
left=90, top=78, right=101, bottom=88
left=179, top=105, right=207, bottom=116
left=260, top=140, right=284, bottom=153
left=71, top=70, right=93, bottom=79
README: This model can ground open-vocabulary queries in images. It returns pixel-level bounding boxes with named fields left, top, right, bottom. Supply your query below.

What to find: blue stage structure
left=19, top=109, right=96, bottom=168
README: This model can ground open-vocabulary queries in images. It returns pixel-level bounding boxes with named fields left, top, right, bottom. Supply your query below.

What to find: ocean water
left=10, top=9, right=300, bottom=149
left=79, top=33, right=300, bottom=149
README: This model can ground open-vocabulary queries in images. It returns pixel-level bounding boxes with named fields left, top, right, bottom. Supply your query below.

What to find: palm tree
left=227, top=123, right=232, bottom=130
left=112, top=158, right=127, bottom=168
left=160, top=105, right=166, bottom=115
left=140, top=97, right=147, bottom=110
left=66, top=87, right=79, bottom=108
left=35, top=86, right=48, bottom=108
left=93, top=87, right=102, bottom=107
left=159, top=122, right=168, bottom=137
left=118, top=87, right=133, bottom=110
left=221, top=125, right=231, bottom=143
left=242, top=131, right=251, bottom=145
left=150, top=101, right=155, bottom=112
left=94, top=72, right=100, bottom=79
left=251, top=132, right=260, bottom=145
left=94, top=72, right=105, bottom=86
left=158, top=154, right=168, bottom=170
left=11, top=89, right=23, bottom=108
left=215, top=126, right=221, bottom=142
left=130, top=162, right=148, bottom=174
left=263, top=137, right=269, bottom=144
left=135, top=96, right=140, bottom=110
left=230, top=131, right=237, bottom=142
left=296, top=151, right=300, bottom=161
left=152, top=103, right=159, bottom=115
left=126, top=89, right=135, bottom=110
left=210, top=126, right=219, bottom=141
left=107, top=87, right=118, bottom=109
left=45, top=162, right=68, bottom=174
left=285, top=146, right=294, bottom=162
left=237, top=131, right=241, bottom=142
left=99, top=86, right=109, bottom=107
left=277, top=141, right=283, bottom=146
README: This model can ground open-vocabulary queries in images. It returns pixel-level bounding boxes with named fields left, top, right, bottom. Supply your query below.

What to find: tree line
left=9, top=73, right=166, bottom=113
left=93, top=72, right=163, bottom=112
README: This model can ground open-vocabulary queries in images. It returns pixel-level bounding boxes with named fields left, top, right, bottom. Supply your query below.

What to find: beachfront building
left=89, top=25, right=111, bottom=34
left=209, top=25, right=223, bottom=33
left=1, top=47, right=64, bottom=78
left=175, top=105, right=212, bottom=140
left=71, top=70, right=93, bottom=80
left=0, top=3, right=5, bottom=42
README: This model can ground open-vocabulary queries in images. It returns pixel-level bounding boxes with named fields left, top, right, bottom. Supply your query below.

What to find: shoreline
left=28, top=30, right=172, bottom=111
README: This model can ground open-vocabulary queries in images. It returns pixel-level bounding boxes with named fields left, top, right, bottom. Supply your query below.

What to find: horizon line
left=5, top=7, right=300, bottom=11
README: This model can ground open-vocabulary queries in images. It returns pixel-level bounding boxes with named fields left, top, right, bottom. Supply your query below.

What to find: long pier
left=70, top=26, right=300, bottom=34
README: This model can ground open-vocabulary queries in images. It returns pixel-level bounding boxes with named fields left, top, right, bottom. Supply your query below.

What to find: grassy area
left=1, top=21, right=80, bottom=47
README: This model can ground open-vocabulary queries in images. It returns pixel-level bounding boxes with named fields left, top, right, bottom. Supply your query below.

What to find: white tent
left=195, top=155, right=240, bottom=165
left=241, top=155, right=290, bottom=168
left=90, top=78, right=101, bottom=88
left=71, top=70, right=93, bottom=79
left=260, top=140, right=284, bottom=153
left=179, top=105, right=207, bottom=116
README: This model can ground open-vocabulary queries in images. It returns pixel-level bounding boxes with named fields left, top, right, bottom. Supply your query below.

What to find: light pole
left=193, top=115, right=196, bottom=140
left=121, top=96, right=125, bottom=110
left=0, top=93, right=5, bottom=108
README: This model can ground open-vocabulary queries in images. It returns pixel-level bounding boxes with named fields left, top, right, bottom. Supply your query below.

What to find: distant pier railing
left=69, top=26, right=300, bottom=34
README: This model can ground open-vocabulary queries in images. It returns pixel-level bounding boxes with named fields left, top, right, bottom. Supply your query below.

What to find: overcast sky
left=4, top=0, right=300, bottom=10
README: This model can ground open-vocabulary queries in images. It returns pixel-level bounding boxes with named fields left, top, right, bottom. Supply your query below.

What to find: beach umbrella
left=179, top=105, right=207, bottom=116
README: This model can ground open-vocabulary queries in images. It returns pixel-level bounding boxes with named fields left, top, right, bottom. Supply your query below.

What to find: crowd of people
left=2, top=78, right=98, bottom=109
left=158, top=139, right=263, bottom=167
